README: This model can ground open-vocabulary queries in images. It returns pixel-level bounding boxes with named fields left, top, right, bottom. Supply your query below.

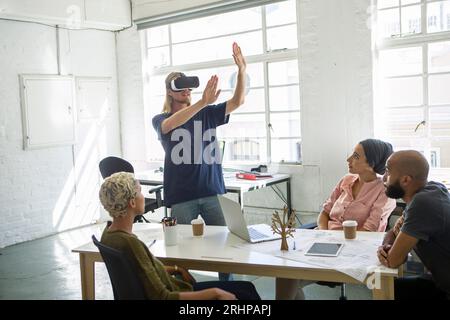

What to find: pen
left=149, top=239, right=156, bottom=247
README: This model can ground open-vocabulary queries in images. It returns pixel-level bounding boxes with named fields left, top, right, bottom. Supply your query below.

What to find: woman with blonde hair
left=99, top=171, right=260, bottom=300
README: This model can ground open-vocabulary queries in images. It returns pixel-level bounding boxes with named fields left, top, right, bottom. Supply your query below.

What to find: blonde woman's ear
left=129, top=198, right=136, bottom=209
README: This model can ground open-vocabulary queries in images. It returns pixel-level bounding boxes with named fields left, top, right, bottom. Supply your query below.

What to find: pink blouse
left=323, top=174, right=396, bottom=232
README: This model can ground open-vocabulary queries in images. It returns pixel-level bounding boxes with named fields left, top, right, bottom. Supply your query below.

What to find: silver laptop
left=218, top=196, right=281, bottom=243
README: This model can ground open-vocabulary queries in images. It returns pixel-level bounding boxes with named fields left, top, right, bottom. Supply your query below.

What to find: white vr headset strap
left=170, top=79, right=182, bottom=91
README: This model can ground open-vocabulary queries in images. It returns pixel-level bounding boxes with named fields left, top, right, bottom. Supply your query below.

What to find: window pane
left=269, top=86, right=300, bottom=111
left=172, top=31, right=263, bottom=65
left=192, top=87, right=265, bottom=114
left=271, top=139, right=301, bottom=163
left=428, top=41, right=450, bottom=73
left=378, top=8, right=401, bottom=38
left=427, top=1, right=450, bottom=33
left=147, top=26, right=169, bottom=48
left=188, top=63, right=263, bottom=92
left=235, top=89, right=266, bottom=113
left=171, top=8, right=261, bottom=43
left=378, top=0, right=399, bottom=9
left=266, top=25, right=298, bottom=51
left=381, top=77, right=423, bottom=107
left=429, top=74, right=450, bottom=105
left=217, top=114, right=267, bottom=163
left=401, top=5, right=421, bottom=35
left=223, top=138, right=267, bottom=163
left=379, top=47, right=422, bottom=76
left=430, top=106, right=450, bottom=136
left=270, top=112, right=301, bottom=138
left=401, top=0, right=420, bottom=5
left=430, top=140, right=450, bottom=168
left=218, top=113, right=266, bottom=139
left=385, top=107, right=424, bottom=137
left=266, top=0, right=297, bottom=27
left=147, top=46, right=170, bottom=69
left=268, top=60, right=299, bottom=86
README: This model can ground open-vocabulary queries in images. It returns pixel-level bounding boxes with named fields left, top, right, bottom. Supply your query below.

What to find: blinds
left=134, top=0, right=287, bottom=30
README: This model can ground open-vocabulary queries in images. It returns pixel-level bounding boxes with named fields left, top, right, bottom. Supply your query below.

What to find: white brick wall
left=0, top=20, right=121, bottom=248
left=116, top=25, right=148, bottom=171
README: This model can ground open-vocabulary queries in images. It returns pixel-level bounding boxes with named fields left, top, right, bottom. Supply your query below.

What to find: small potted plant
left=271, top=206, right=296, bottom=251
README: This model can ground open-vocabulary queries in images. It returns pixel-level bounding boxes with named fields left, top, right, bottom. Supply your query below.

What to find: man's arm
left=378, top=231, right=418, bottom=268
left=161, top=76, right=221, bottom=134
left=382, top=214, right=404, bottom=245
left=226, top=42, right=247, bottom=115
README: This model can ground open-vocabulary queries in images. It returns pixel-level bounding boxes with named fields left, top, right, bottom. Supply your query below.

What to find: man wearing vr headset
left=152, top=43, right=246, bottom=281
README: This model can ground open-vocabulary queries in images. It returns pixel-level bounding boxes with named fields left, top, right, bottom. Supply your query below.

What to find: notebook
left=218, top=196, right=281, bottom=243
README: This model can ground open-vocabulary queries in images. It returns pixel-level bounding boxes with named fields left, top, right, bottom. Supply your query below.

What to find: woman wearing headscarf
left=317, top=138, right=396, bottom=232
left=276, top=138, right=397, bottom=299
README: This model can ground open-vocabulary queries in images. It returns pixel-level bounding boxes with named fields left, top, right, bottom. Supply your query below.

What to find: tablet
left=305, top=242, right=344, bottom=257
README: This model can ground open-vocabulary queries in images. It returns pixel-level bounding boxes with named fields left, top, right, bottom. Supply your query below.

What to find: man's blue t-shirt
left=152, top=102, right=230, bottom=206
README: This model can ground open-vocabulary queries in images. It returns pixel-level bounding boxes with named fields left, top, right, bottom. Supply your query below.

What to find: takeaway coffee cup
left=343, top=220, right=358, bottom=239
left=191, top=214, right=205, bottom=236
left=163, top=224, right=178, bottom=246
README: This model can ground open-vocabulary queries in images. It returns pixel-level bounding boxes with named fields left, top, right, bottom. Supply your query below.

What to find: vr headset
left=169, top=74, right=200, bottom=92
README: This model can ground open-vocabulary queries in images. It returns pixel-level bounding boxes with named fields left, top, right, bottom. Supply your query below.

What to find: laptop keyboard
left=248, top=227, right=269, bottom=240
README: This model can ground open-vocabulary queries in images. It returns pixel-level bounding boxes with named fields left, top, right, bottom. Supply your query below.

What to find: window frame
left=141, top=1, right=301, bottom=165
left=375, top=0, right=450, bottom=170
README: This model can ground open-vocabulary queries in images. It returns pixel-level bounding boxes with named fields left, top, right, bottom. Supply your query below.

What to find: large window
left=141, top=0, right=301, bottom=164
left=375, top=0, right=450, bottom=169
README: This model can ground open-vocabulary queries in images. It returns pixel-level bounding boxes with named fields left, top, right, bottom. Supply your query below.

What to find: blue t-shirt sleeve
left=152, top=114, right=169, bottom=141
left=401, top=194, right=443, bottom=241
left=203, top=102, right=230, bottom=127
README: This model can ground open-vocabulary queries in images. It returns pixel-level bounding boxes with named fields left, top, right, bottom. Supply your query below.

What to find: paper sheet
left=233, top=230, right=390, bottom=283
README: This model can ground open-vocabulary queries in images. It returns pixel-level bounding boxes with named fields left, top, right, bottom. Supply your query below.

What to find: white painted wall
left=0, top=20, right=121, bottom=248
left=0, top=0, right=131, bottom=31
left=117, top=0, right=374, bottom=224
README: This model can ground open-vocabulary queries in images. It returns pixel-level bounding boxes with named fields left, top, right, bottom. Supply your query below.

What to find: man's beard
left=385, top=180, right=405, bottom=199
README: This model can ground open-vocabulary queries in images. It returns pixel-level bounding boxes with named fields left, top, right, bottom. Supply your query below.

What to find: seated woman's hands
left=165, top=265, right=197, bottom=285
left=214, top=288, right=237, bottom=300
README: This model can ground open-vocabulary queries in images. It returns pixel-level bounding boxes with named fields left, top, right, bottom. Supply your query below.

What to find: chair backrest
left=99, top=156, right=134, bottom=179
left=92, top=235, right=147, bottom=300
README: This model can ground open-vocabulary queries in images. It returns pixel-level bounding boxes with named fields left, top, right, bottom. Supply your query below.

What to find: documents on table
left=233, top=229, right=394, bottom=283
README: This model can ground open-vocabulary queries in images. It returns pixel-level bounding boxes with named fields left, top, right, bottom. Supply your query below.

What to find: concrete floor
left=0, top=222, right=372, bottom=300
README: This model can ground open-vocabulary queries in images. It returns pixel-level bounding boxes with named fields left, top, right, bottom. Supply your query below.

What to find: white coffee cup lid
left=191, top=214, right=204, bottom=225
left=342, top=220, right=358, bottom=227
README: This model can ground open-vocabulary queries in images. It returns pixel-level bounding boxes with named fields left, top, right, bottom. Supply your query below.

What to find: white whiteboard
left=76, top=77, right=112, bottom=121
left=20, top=74, right=76, bottom=149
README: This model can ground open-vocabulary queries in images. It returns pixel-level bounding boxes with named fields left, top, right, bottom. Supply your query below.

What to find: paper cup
left=343, top=220, right=357, bottom=239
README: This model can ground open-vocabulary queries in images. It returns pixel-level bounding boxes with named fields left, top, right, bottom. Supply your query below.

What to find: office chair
left=99, top=156, right=163, bottom=223
left=92, top=235, right=147, bottom=300
left=299, top=222, right=347, bottom=300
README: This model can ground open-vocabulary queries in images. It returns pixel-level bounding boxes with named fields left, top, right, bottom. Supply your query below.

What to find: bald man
left=378, top=150, right=450, bottom=300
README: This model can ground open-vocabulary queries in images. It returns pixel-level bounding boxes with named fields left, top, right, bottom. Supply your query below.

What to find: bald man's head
left=388, top=150, right=429, bottom=182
